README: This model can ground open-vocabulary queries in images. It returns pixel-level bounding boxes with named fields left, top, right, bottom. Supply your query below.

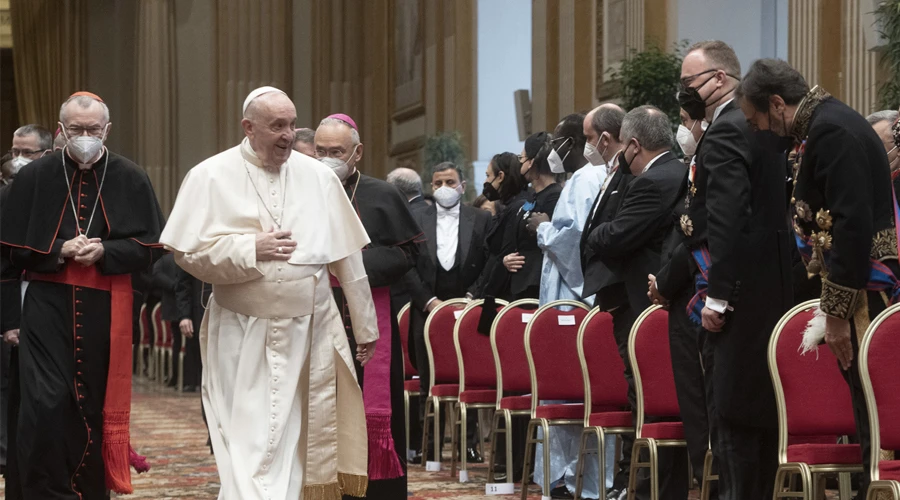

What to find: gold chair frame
left=520, top=300, right=592, bottom=500
left=396, top=302, right=421, bottom=464
left=860, top=303, right=900, bottom=500
left=486, top=299, right=540, bottom=487
left=450, top=298, right=508, bottom=481
left=768, top=300, right=861, bottom=500
left=573, top=307, right=633, bottom=500
left=421, top=298, right=470, bottom=466
left=626, top=305, right=688, bottom=500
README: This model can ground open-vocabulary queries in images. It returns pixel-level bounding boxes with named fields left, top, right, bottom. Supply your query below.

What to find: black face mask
left=677, top=72, right=736, bottom=121
left=482, top=181, right=501, bottom=202
left=616, top=149, right=630, bottom=174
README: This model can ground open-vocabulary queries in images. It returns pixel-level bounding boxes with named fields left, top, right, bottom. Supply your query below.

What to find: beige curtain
left=136, top=0, right=178, bottom=215
left=216, top=0, right=293, bottom=149
left=10, top=0, right=86, bottom=128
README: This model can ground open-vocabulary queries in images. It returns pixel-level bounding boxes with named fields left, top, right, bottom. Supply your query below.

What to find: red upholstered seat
left=499, top=395, right=531, bottom=411
left=426, top=302, right=467, bottom=389
left=879, top=460, right=900, bottom=481
left=457, top=302, right=503, bottom=393
left=786, top=444, right=862, bottom=465
left=534, top=404, right=584, bottom=420
left=404, top=379, right=421, bottom=392
left=580, top=309, right=629, bottom=415
left=772, top=303, right=861, bottom=470
left=588, top=411, right=633, bottom=428
left=459, top=389, right=497, bottom=404
left=526, top=303, right=590, bottom=409
left=493, top=301, right=539, bottom=401
left=640, top=422, right=684, bottom=440
left=631, top=308, right=680, bottom=419
left=429, top=384, right=459, bottom=397
left=397, top=304, right=418, bottom=378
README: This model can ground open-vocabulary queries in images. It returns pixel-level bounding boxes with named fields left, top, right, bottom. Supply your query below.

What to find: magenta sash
left=363, top=287, right=404, bottom=479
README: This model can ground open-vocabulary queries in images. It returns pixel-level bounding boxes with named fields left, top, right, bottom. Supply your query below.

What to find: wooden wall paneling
left=788, top=0, right=821, bottom=88
left=558, top=0, right=576, bottom=118
left=573, top=0, right=596, bottom=112
left=819, top=0, right=842, bottom=98
left=544, top=2, right=560, bottom=132
left=454, top=0, right=476, bottom=164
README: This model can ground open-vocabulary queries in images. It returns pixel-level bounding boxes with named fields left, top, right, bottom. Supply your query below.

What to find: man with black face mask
left=738, top=59, right=900, bottom=499
left=650, top=41, right=793, bottom=500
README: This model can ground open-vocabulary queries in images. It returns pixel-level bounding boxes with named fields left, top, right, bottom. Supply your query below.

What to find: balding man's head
left=241, top=91, right=297, bottom=168
left=583, top=103, right=626, bottom=166
left=386, top=167, right=423, bottom=200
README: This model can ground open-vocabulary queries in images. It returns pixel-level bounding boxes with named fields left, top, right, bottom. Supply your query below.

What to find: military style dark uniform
left=788, top=86, right=900, bottom=497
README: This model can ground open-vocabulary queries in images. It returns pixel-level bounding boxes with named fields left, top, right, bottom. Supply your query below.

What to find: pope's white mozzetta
left=161, top=102, right=377, bottom=498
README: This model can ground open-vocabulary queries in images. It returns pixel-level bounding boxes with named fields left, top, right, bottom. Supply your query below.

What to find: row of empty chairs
left=135, top=302, right=188, bottom=392
left=399, top=296, right=900, bottom=500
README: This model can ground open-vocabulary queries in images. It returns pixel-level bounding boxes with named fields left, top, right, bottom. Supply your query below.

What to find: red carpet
left=1, top=380, right=844, bottom=499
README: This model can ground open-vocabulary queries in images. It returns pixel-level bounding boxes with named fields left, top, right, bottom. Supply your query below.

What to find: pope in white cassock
left=160, top=87, right=377, bottom=500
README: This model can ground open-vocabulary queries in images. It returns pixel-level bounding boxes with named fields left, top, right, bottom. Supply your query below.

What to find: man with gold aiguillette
left=0, top=91, right=165, bottom=499
left=738, top=59, right=900, bottom=498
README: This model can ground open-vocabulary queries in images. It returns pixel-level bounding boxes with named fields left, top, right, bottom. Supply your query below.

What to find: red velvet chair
left=137, top=303, right=154, bottom=379
left=152, top=304, right=173, bottom=386
left=487, top=299, right=539, bottom=485
left=397, top=302, right=420, bottom=461
left=450, top=298, right=508, bottom=481
left=521, top=300, right=591, bottom=500
left=422, top=298, right=469, bottom=467
left=626, top=306, right=687, bottom=500
left=861, top=302, right=900, bottom=500
left=769, top=300, right=862, bottom=499
left=574, top=308, right=633, bottom=500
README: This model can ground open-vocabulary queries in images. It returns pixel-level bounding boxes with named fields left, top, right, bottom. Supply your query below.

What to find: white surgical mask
left=64, top=125, right=108, bottom=165
left=548, top=137, right=571, bottom=174
left=583, top=133, right=608, bottom=167
left=676, top=120, right=708, bottom=157
left=10, top=156, right=32, bottom=174
left=433, top=185, right=463, bottom=208
left=320, top=144, right=359, bottom=182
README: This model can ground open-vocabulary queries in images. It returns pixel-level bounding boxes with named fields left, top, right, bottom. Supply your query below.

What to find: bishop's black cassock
left=0, top=149, right=164, bottom=499
left=333, top=171, right=422, bottom=500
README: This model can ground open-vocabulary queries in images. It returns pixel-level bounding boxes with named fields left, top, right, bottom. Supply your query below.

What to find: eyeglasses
left=680, top=68, right=718, bottom=89
left=64, top=125, right=106, bottom=137
left=9, top=148, right=46, bottom=157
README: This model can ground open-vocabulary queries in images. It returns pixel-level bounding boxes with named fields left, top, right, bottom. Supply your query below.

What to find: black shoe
left=465, top=447, right=483, bottom=463
left=551, top=485, right=574, bottom=499
left=183, top=385, right=198, bottom=393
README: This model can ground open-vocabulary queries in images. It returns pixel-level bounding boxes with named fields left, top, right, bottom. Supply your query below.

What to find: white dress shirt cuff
left=425, top=297, right=439, bottom=310
left=705, top=296, right=731, bottom=314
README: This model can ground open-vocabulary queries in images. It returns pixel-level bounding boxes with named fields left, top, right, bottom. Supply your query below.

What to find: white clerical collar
left=436, top=202, right=460, bottom=218
left=409, top=194, right=422, bottom=203
left=713, top=98, right=735, bottom=123
left=642, top=151, right=669, bottom=173
left=240, top=137, right=282, bottom=171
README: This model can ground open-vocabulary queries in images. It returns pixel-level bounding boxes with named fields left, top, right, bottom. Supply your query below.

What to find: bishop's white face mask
left=548, top=137, right=571, bottom=174
left=10, top=156, right=32, bottom=174
left=433, top=185, right=463, bottom=208
left=321, top=144, right=359, bottom=181
left=583, top=133, right=609, bottom=167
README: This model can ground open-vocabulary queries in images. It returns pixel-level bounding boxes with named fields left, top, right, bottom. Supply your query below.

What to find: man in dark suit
left=403, top=162, right=492, bottom=463
left=579, top=104, right=635, bottom=495
left=175, top=267, right=209, bottom=392
left=387, top=167, right=428, bottom=213
left=738, top=58, right=900, bottom=499
left=651, top=42, right=793, bottom=500
left=584, top=105, right=688, bottom=500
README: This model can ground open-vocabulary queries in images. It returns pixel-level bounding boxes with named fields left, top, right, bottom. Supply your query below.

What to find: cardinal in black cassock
left=319, top=114, right=423, bottom=500
left=0, top=96, right=165, bottom=499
